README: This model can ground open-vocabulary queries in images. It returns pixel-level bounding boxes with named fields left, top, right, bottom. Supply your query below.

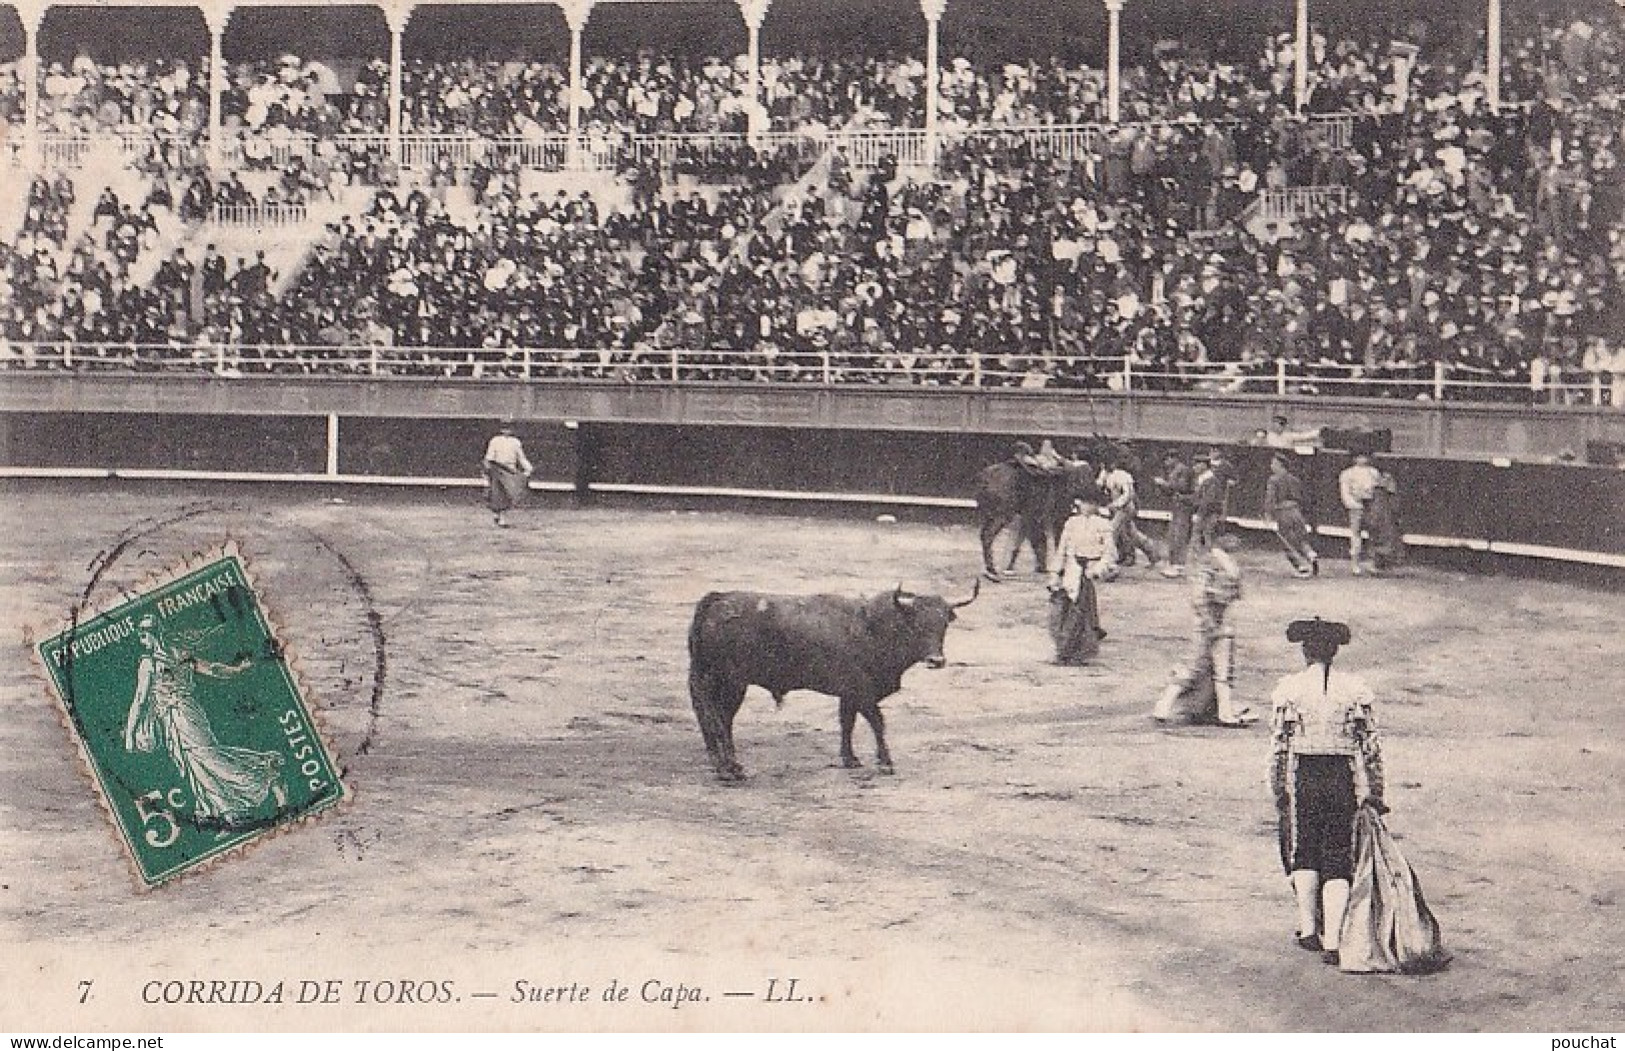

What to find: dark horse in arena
left=975, top=437, right=1131, bottom=580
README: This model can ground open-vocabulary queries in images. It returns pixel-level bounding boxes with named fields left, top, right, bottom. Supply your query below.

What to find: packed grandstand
left=1, top=0, right=1623, bottom=404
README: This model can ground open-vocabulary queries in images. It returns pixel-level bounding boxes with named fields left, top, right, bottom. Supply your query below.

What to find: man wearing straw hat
left=482, top=419, right=533, bottom=528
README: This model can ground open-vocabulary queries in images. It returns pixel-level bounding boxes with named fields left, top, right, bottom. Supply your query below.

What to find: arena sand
left=2, top=484, right=1621, bottom=1031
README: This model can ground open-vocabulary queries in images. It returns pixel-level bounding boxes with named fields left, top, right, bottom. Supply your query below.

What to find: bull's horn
left=893, top=583, right=916, bottom=608
left=951, top=579, right=981, bottom=609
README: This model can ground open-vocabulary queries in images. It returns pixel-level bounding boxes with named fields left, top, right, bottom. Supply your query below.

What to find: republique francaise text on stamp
left=35, top=543, right=346, bottom=888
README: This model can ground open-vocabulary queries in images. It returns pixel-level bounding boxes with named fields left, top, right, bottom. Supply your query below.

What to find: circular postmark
left=39, top=502, right=385, bottom=887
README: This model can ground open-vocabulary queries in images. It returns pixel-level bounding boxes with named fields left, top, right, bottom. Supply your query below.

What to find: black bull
left=687, top=583, right=979, bottom=781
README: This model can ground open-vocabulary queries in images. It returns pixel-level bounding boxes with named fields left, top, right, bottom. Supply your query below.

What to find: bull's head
left=892, top=580, right=979, bottom=669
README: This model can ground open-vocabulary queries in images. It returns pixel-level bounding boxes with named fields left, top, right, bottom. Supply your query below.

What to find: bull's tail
left=688, top=594, right=730, bottom=775
left=688, top=592, right=726, bottom=662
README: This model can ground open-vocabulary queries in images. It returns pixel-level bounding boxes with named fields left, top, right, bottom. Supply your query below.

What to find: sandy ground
left=2, top=483, right=1622, bottom=1033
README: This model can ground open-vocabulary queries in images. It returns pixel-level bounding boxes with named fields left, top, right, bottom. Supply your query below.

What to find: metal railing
left=2, top=341, right=1618, bottom=407
left=207, top=203, right=310, bottom=227
left=961, top=123, right=1104, bottom=161
left=228, top=132, right=391, bottom=169
left=1251, top=185, right=1349, bottom=223
left=1301, top=112, right=1355, bottom=149
left=399, top=133, right=491, bottom=171
left=7, top=110, right=1372, bottom=175
left=30, top=129, right=201, bottom=169
left=627, top=131, right=822, bottom=170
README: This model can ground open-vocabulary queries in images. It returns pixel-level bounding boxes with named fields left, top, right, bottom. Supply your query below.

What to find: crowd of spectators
left=402, top=57, right=568, bottom=137
left=1, top=177, right=277, bottom=364
left=223, top=55, right=388, bottom=139
left=4, top=12, right=1625, bottom=402
left=1225, top=14, right=1625, bottom=399
left=27, top=56, right=207, bottom=138
left=222, top=56, right=394, bottom=185
left=0, top=68, right=21, bottom=124
left=398, top=52, right=927, bottom=137
left=213, top=178, right=762, bottom=375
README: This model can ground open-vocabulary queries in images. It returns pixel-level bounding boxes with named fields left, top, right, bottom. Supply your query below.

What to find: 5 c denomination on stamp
left=36, top=542, right=346, bottom=888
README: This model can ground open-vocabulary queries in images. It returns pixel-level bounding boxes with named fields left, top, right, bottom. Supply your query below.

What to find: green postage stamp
left=36, top=544, right=345, bottom=888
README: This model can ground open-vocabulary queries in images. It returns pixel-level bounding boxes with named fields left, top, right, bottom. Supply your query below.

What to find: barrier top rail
left=1, top=342, right=1615, bottom=408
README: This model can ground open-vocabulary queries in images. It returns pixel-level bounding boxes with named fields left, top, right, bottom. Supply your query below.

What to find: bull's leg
left=980, top=514, right=1012, bottom=581
left=859, top=702, right=893, bottom=774
left=1039, top=519, right=1060, bottom=575
left=1005, top=516, right=1027, bottom=574
left=688, top=668, right=726, bottom=773
left=1015, top=515, right=1050, bottom=575
left=838, top=696, right=862, bottom=768
left=715, top=683, right=748, bottom=781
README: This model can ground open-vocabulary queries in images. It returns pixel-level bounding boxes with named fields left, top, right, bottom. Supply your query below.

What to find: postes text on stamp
left=36, top=544, right=345, bottom=887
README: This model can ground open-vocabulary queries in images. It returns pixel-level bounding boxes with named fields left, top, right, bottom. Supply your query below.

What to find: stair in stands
left=518, top=168, right=633, bottom=214
left=0, top=167, right=29, bottom=239
left=192, top=183, right=375, bottom=296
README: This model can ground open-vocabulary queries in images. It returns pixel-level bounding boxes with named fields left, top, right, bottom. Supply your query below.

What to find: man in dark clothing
left=200, top=244, right=227, bottom=299
left=1154, top=449, right=1196, bottom=577
left=1191, top=448, right=1230, bottom=552
left=1266, top=454, right=1320, bottom=578
left=237, top=251, right=273, bottom=302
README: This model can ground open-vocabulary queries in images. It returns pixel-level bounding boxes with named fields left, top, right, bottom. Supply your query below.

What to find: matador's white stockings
left=1291, top=869, right=1322, bottom=941
left=1291, top=869, right=1351, bottom=952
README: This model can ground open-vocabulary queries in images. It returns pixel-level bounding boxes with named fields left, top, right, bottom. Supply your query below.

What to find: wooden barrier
left=1, top=413, right=1620, bottom=565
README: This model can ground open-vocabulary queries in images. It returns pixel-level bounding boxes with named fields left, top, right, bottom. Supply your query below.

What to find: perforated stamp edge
left=30, top=538, right=352, bottom=892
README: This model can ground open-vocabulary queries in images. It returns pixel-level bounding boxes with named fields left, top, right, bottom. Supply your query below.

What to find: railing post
left=204, top=6, right=232, bottom=172
left=523, top=346, right=533, bottom=380
left=670, top=345, right=680, bottom=382
left=215, top=342, right=227, bottom=373
left=1592, top=372, right=1603, bottom=407
left=1122, top=354, right=1133, bottom=392
left=369, top=344, right=379, bottom=376
left=1276, top=358, right=1287, bottom=396
left=821, top=348, right=832, bottom=385
left=1105, top=0, right=1125, bottom=124
left=740, top=0, right=769, bottom=146
left=921, top=0, right=944, bottom=168
left=1433, top=360, right=1446, bottom=401
left=326, top=413, right=340, bottom=477
left=971, top=352, right=981, bottom=386
left=19, top=0, right=42, bottom=169
left=562, top=0, right=593, bottom=168
left=384, top=3, right=414, bottom=166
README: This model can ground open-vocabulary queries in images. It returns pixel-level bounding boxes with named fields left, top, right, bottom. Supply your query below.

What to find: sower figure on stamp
left=483, top=419, right=533, bottom=528
left=1153, top=449, right=1195, bottom=578
left=1270, top=617, right=1385, bottom=966
left=1155, top=533, right=1252, bottom=726
left=1047, top=496, right=1115, bottom=665
left=124, top=615, right=287, bottom=830
left=1266, top=454, right=1320, bottom=578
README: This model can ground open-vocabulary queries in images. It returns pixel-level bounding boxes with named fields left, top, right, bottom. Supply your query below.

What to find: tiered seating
left=3, top=12, right=1623, bottom=403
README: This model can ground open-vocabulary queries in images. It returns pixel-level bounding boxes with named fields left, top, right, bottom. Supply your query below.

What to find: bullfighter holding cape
left=1047, top=496, right=1114, bottom=665
left=483, top=420, right=533, bottom=528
